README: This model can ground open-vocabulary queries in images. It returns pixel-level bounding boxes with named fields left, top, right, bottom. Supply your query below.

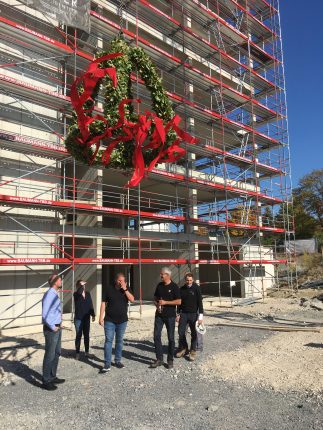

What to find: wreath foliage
left=65, top=38, right=178, bottom=170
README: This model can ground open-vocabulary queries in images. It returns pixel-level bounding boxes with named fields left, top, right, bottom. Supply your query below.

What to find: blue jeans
left=153, top=315, right=176, bottom=362
left=74, top=317, right=90, bottom=353
left=104, top=321, right=127, bottom=366
left=42, top=326, right=61, bottom=383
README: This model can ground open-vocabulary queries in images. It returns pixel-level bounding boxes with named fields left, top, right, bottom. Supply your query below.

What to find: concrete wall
left=0, top=270, right=49, bottom=330
left=240, top=245, right=274, bottom=298
left=199, top=263, right=242, bottom=298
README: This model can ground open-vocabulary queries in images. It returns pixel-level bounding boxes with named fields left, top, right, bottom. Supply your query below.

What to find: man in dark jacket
left=150, top=267, right=181, bottom=370
left=73, top=279, right=95, bottom=359
left=176, top=272, right=203, bottom=362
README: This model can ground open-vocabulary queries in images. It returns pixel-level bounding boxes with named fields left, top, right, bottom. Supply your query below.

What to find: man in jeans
left=176, top=272, right=204, bottom=362
left=73, top=279, right=95, bottom=360
left=99, top=273, right=134, bottom=373
left=150, top=267, right=181, bottom=370
left=42, top=274, right=65, bottom=390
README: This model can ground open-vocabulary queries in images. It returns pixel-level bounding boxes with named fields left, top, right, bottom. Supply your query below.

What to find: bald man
left=150, top=267, right=181, bottom=370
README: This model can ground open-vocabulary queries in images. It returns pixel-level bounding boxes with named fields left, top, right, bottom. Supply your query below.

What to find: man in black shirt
left=73, top=279, right=95, bottom=360
left=99, top=273, right=134, bottom=373
left=150, top=267, right=181, bottom=370
left=176, top=272, right=204, bottom=362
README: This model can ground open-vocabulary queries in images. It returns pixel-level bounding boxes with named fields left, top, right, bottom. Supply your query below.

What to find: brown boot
left=149, top=359, right=163, bottom=368
left=175, top=348, right=187, bottom=358
left=188, top=350, right=196, bottom=362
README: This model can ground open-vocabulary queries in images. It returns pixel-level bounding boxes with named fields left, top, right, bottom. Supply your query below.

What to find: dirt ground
left=202, top=298, right=323, bottom=394
left=0, top=297, right=322, bottom=430
left=267, top=286, right=321, bottom=299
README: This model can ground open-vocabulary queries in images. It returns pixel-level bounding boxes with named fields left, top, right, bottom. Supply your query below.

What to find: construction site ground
left=1, top=296, right=322, bottom=430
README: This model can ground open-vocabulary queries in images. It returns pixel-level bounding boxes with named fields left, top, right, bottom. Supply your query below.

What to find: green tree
left=292, top=169, right=322, bottom=239
left=262, top=206, right=281, bottom=245
left=293, top=169, right=323, bottom=227
left=292, top=198, right=319, bottom=239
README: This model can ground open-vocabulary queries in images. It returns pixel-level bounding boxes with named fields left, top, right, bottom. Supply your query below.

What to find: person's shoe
left=167, top=361, right=174, bottom=369
left=100, top=365, right=111, bottom=373
left=115, top=362, right=125, bottom=369
left=75, top=353, right=80, bottom=360
left=149, top=359, right=163, bottom=369
left=188, top=350, right=197, bottom=362
left=175, top=348, right=187, bottom=358
left=42, top=382, right=57, bottom=391
left=52, top=377, right=65, bottom=384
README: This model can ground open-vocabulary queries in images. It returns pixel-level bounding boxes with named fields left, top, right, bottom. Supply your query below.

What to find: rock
left=300, top=298, right=310, bottom=307
left=310, top=298, right=323, bottom=311
left=206, top=404, right=219, bottom=412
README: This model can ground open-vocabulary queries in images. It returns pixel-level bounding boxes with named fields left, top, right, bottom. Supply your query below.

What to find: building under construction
left=0, top=0, right=294, bottom=331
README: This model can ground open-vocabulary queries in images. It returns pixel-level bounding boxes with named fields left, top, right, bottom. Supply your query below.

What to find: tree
left=261, top=206, right=282, bottom=245
left=293, top=169, right=323, bottom=227
left=229, top=206, right=258, bottom=237
left=292, top=199, right=319, bottom=239
left=292, top=169, right=322, bottom=239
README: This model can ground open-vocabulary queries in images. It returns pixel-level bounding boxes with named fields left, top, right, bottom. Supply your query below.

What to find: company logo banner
left=23, top=0, right=91, bottom=32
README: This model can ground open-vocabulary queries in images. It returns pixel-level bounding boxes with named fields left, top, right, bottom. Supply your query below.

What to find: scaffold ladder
left=211, top=21, right=226, bottom=52
left=212, top=87, right=226, bottom=116
left=235, top=69, right=247, bottom=93
left=223, top=0, right=244, bottom=31
left=238, top=130, right=250, bottom=157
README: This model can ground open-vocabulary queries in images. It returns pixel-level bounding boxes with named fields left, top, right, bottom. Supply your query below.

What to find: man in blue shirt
left=42, top=274, right=65, bottom=390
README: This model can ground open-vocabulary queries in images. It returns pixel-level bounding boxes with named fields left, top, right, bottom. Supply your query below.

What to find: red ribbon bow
left=68, top=53, right=197, bottom=187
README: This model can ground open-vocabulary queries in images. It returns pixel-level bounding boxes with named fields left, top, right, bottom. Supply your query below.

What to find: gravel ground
left=1, top=300, right=323, bottom=430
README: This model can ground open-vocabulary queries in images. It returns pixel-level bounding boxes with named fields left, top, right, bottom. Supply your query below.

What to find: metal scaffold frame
left=0, top=0, right=295, bottom=330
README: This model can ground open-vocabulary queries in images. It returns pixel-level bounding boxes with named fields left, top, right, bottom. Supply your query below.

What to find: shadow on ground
left=305, top=342, right=323, bottom=349
left=91, top=342, right=153, bottom=365
left=0, top=335, right=43, bottom=387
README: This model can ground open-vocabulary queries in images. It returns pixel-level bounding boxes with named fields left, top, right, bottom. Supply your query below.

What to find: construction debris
left=298, top=279, right=323, bottom=289
left=214, top=320, right=321, bottom=332
left=300, top=296, right=323, bottom=311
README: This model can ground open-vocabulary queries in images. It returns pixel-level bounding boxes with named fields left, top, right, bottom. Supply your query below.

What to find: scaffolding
left=0, top=0, right=295, bottom=330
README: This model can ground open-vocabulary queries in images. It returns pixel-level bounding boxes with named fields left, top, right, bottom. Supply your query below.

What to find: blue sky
left=279, top=1, right=323, bottom=187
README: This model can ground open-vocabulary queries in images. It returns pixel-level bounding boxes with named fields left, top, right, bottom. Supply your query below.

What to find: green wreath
left=65, top=38, right=178, bottom=169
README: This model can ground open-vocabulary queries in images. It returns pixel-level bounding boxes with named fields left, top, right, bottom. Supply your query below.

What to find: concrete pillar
left=93, top=169, right=103, bottom=316
left=183, top=12, right=199, bottom=284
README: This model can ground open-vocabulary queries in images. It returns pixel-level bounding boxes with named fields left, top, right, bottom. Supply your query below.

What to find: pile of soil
left=201, top=330, right=323, bottom=394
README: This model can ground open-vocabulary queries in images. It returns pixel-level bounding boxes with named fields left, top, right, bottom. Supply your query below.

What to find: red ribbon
left=68, top=54, right=197, bottom=187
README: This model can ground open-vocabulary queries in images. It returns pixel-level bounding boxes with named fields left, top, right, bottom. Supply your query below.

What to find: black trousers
left=178, top=312, right=198, bottom=352
left=74, top=317, right=90, bottom=353
left=153, top=315, right=176, bottom=362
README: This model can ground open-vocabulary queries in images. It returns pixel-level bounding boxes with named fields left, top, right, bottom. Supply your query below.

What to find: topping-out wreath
left=65, top=38, right=196, bottom=187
